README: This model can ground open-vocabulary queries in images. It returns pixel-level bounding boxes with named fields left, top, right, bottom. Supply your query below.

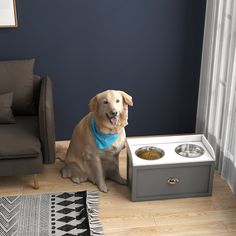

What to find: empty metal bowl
left=175, top=144, right=204, bottom=158
left=135, top=146, right=165, bottom=160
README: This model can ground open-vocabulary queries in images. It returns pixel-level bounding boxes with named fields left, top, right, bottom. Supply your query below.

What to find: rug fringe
left=86, top=191, right=104, bottom=236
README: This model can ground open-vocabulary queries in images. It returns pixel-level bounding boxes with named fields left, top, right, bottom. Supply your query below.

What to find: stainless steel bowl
left=135, top=146, right=165, bottom=160
left=175, top=144, right=205, bottom=158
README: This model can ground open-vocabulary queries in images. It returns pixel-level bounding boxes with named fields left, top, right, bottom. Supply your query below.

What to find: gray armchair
left=0, top=59, right=55, bottom=189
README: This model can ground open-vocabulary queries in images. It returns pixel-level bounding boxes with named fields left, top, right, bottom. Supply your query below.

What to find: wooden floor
left=1, top=141, right=236, bottom=236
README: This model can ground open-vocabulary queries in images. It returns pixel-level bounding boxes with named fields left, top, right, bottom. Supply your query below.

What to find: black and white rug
left=0, top=191, right=103, bottom=236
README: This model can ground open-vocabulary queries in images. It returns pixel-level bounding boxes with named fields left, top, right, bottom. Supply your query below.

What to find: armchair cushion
left=0, top=59, right=35, bottom=115
left=0, top=116, right=41, bottom=160
left=0, top=92, right=16, bottom=124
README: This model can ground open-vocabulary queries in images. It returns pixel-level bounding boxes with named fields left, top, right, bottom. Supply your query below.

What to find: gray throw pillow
left=0, top=92, right=16, bottom=124
left=0, top=59, right=35, bottom=115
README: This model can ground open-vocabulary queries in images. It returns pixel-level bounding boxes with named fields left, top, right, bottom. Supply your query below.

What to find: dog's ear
left=119, top=91, right=133, bottom=106
left=88, top=95, right=97, bottom=112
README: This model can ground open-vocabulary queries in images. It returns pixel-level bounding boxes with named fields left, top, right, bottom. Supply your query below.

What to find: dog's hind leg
left=61, top=164, right=73, bottom=178
left=106, top=154, right=127, bottom=185
left=108, top=170, right=127, bottom=185
left=107, top=164, right=127, bottom=185
left=61, top=163, right=87, bottom=184
left=71, top=169, right=88, bottom=184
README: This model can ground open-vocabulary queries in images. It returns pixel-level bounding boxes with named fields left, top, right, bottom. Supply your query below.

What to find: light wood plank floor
left=0, top=141, right=236, bottom=236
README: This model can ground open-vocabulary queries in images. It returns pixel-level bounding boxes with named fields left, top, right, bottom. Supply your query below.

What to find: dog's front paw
left=98, top=183, right=108, bottom=193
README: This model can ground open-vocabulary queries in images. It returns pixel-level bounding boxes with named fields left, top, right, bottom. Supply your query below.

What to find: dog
left=61, top=90, right=133, bottom=192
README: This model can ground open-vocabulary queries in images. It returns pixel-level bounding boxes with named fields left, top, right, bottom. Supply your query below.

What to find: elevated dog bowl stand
left=127, top=134, right=215, bottom=201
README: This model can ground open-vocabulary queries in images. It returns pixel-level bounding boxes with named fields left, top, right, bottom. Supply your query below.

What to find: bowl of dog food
left=135, top=146, right=165, bottom=160
left=175, top=144, right=205, bottom=158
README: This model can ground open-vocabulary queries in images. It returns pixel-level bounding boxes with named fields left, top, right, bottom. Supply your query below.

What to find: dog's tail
left=55, top=142, right=69, bottom=162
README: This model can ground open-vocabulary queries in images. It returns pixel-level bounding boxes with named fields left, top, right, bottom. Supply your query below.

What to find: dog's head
left=88, top=90, right=133, bottom=133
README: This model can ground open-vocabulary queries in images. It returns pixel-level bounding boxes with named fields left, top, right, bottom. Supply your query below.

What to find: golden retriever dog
left=61, top=90, right=133, bottom=192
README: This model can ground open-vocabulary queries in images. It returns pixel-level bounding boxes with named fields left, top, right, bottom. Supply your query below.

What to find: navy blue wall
left=0, top=0, right=206, bottom=140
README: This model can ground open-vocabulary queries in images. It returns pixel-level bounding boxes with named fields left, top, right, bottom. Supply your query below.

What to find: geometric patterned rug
left=0, top=191, right=103, bottom=236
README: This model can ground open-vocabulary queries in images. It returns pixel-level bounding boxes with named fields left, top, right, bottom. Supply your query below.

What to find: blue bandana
left=90, top=114, right=118, bottom=150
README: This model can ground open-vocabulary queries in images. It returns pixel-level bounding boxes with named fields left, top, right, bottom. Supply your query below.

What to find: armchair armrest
left=39, top=76, right=56, bottom=164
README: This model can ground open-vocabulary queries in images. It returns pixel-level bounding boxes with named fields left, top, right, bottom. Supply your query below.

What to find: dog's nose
left=110, top=111, right=118, bottom=117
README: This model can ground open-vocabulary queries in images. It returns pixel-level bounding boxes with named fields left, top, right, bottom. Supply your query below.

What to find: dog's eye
left=103, top=100, right=108, bottom=104
left=116, top=99, right=120, bottom=103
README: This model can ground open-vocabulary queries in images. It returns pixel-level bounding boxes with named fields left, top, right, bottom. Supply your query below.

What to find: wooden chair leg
left=33, top=174, right=39, bottom=189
